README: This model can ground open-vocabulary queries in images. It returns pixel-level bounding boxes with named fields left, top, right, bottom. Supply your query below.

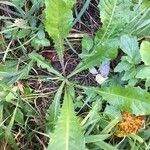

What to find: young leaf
left=31, top=30, right=50, bottom=50
left=48, top=88, right=85, bottom=150
left=120, top=35, right=141, bottom=64
left=44, top=0, right=75, bottom=64
left=97, top=86, right=150, bottom=115
left=140, top=41, right=150, bottom=65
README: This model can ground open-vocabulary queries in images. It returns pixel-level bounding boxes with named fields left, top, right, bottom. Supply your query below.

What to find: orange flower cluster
left=115, top=112, right=145, bottom=137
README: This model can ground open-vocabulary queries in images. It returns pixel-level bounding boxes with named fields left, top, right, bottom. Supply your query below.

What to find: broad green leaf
left=114, top=35, right=141, bottom=84
left=136, top=66, right=150, bottom=88
left=48, top=88, right=85, bottom=150
left=140, top=41, right=150, bottom=65
left=120, top=35, right=141, bottom=64
left=29, top=52, right=62, bottom=77
left=114, top=56, right=138, bottom=84
left=31, top=37, right=50, bottom=50
left=104, top=105, right=122, bottom=119
left=0, top=61, right=18, bottom=75
left=122, top=67, right=137, bottom=81
left=44, top=0, right=75, bottom=63
left=97, top=86, right=150, bottom=115
left=136, top=66, right=150, bottom=79
left=114, top=60, right=132, bottom=73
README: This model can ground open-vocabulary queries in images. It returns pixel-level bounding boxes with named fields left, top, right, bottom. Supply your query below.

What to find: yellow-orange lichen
left=114, top=112, right=145, bottom=137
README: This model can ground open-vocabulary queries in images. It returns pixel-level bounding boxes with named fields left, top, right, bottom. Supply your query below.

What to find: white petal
left=95, top=74, right=107, bottom=84
left=89, top=67, right=98, bottom=75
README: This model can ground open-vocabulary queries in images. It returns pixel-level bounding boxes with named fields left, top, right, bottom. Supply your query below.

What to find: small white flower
left=89, top=67, right=98, bottom=75
left=95, top=74, right=108, bottom=84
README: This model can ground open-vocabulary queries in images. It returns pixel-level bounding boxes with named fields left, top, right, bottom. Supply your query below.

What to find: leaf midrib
left=98, top=0, right=118, bottom=46
left=97, top=89, right=150, bottom=104
left=65, top=94, right=70, bottom=150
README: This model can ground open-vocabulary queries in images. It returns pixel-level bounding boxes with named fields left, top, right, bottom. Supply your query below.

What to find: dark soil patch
left=74, top=0, right=100, bottom=35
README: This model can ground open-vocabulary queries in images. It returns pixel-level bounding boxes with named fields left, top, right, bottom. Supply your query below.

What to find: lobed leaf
left=96, top=0, right=150, bottom=47
left=97, top=86, right=150, bottom=115
left=96, top=0, right=131, bottom=44
left=29, top=52, right=62, bottom=77
left=48, top=88, right=85, bottom=150
left=46, top=81, right=65, bottom=131
left=120, top=35, right=141, bottom=64
left=44, top=0, right=75, bottom=63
